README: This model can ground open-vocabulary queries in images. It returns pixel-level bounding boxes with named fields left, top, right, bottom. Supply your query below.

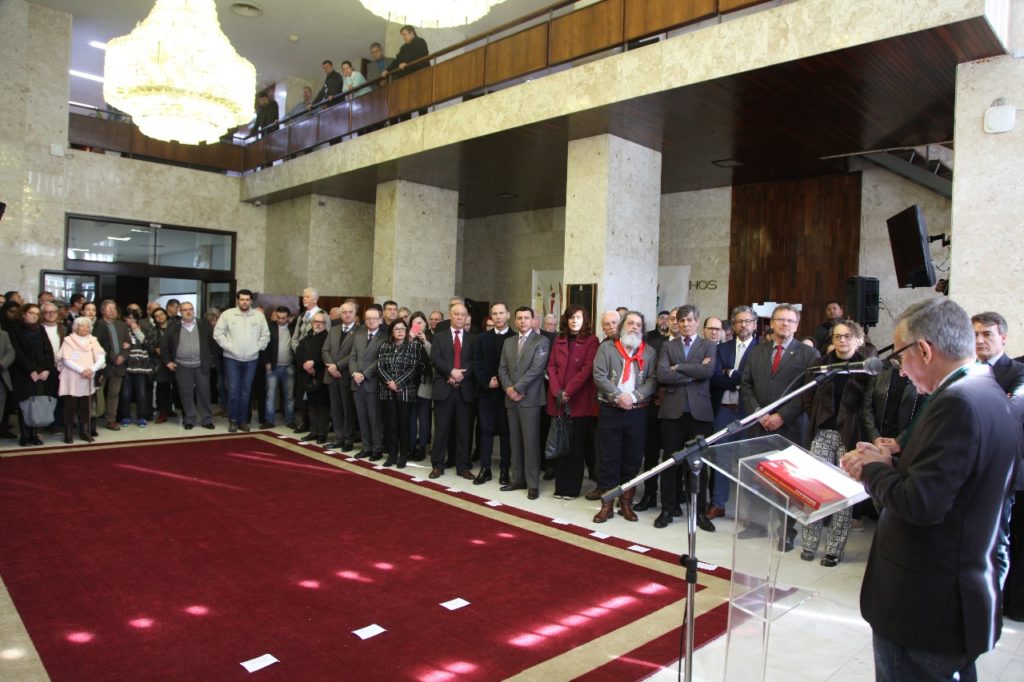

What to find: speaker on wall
left=846, top=276, right=879, bottom=327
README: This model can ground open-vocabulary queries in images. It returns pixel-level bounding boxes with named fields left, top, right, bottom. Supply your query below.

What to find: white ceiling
left=39, top=0, right=555, bottom=109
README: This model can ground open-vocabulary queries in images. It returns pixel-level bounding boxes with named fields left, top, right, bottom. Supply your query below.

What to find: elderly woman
left=9, top=304, right=58, bottom=446
left=295, top=311, right=330, bottom=444
left=378, top=318, right=423, bottom=468
left=57, top=316, right=106, bottom=443
left=546, top=305, right=599, bottom=499
left=800, top=319, right=872, bottom=567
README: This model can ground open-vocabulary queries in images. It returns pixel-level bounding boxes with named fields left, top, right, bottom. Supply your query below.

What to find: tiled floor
left=2, top=420, right=1022, bottom=681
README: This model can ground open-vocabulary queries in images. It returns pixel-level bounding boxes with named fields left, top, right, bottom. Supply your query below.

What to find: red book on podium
left=755, top=459, right=845, bottom=511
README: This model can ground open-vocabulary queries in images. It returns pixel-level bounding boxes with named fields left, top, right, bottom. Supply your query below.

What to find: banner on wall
left=657, top=266, right=691, bottom=311
left=531, top=270, right=564, bottom=318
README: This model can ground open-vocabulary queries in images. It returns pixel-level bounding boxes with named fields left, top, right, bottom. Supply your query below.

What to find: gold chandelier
left=359, top=0, right=502, bottom=28
left=103, top=0, right=256, bottom=145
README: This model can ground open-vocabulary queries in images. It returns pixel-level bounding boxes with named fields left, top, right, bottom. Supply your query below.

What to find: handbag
left=544, top=404, right=573, bottom=460
left=20, top=383, right=57, bottom=428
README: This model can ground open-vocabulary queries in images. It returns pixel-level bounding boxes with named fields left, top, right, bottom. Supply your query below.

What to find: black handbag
left=544, top=404, right=572, bottom=460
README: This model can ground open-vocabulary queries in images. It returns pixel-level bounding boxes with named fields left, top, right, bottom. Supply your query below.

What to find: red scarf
left=614, top=339, right=646, bottom=382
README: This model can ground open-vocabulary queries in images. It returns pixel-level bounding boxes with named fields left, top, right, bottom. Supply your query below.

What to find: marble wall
left=659, top=188, right=732, bottom=320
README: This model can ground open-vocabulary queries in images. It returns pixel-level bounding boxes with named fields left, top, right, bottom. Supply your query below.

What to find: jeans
left=118, top=373, right=152, bottom=421
left=265, top=364, right=295, bottom=424
left=223, top=358, right=257, bottom=424
left=872, top=632, right=976, bottom=681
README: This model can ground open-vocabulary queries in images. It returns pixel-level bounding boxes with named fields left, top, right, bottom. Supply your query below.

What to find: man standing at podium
left=843, top=298, right=1021, bottom=681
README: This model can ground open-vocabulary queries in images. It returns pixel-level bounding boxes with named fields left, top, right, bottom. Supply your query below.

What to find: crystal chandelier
left=103, top=0, right=256, bottom=145
left=359, top=0, right=502, bottom=28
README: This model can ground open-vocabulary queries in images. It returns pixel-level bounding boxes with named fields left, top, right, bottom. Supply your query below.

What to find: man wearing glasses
left=842, top=298, right=1021, bottom=680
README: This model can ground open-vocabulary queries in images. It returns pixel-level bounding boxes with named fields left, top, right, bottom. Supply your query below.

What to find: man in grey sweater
left=213, top=289, right=270, bottom=432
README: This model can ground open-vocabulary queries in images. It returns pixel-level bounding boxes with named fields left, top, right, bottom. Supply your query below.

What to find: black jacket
left=312, top=70, right=344, bottom=104
left=387, top=36, right=429, bottom=77
left=162, top=319, right=216, bottom=373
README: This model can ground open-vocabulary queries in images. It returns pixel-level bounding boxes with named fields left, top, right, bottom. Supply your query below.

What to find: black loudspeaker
left=846, top=276, right=880, bottom=327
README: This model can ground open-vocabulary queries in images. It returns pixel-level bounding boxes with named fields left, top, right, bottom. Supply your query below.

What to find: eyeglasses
left=772, top=318, right=798, bottom=325
left=704, top=326, right=722, bottom=332
left=889, top=342, right=916, bottom=370
left=832, top=333, right=854, bottom=341
left=733, top=318, right=755, bottom=326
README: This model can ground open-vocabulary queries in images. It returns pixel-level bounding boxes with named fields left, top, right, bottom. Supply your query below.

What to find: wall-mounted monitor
left=886, top=205, right=936, bottom=288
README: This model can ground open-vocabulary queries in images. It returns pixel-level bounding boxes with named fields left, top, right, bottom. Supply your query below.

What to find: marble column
left=949, top=54, right=1024, bottom=340
left=372, top=179, right=459, bottom=314
left=564, top=134, right=662, bottom=325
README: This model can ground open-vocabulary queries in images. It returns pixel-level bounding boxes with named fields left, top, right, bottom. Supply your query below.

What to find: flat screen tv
left=886, top=205, right=936, bottom=288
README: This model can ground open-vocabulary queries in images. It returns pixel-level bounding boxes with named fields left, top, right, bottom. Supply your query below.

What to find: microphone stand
left=604, top=369, right=849, bottom=682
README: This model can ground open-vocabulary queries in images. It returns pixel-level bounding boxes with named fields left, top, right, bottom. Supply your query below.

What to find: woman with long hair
left=546, top=305, right=599, bottom=499
left=378, top=318, right=423, bottom=468
left=150, top=307, right=175, bottom=423
left=407, top=311, right=433, bottom=461
left=56, top=316, right=105, bottom=443
left=9, top=303, right=58, bottom=446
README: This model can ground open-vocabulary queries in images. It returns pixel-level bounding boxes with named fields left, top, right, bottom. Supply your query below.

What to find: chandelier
left=103, top=0, right=256, bottom=145
left=359, top=0, right=502, bottom=28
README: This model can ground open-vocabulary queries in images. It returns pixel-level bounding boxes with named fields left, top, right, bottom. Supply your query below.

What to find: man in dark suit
left=654, top=304, right=717, bottom=531
left=498, top=306, right=551, bottom=500
left=349, top=307, right=387, bottom=460
left=740, top=303, right=820, bottom=550
left=163, top=301, right=216, bottom=430
left=843, top=298, right=1022, bottom=679
left=471, top=302, right=513, bottom=485
left=430, top=302, right=477, bottom=479
left=311, top=60, right=344, bottom=107
left=382, top=25, right=429, bottom=120
left=323, top=301, right=358, bottom=451
left=707, top=305, right=758, bottom=518
left=972, top=310, right=1024, bottom=623
left=94, top=299, right=130, bottom=431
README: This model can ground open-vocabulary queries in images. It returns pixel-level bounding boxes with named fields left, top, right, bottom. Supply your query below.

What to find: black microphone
left=810, top=356, right=884, bottom=375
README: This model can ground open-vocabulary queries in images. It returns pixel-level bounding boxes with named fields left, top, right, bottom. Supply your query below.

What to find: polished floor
left=2, top=419, right=1022, bottom=681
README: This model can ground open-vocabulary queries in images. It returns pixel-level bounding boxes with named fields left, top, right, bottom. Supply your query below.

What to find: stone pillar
left=372, top=179, right=459, bottom=313
left=950, top=54, right=1024, bottom=340
left=564, top=134, right=662, bottom=324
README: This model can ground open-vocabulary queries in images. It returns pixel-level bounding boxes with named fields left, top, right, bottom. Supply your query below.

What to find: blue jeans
left=265, top=364, right=295, bottom=424
left=410, top=396, right=432, bottom=448
left=118, top=373, right=152, bottom=421
left=223, top=358, right=257, bottom=424
left=872, top=632, right=976, bottom=681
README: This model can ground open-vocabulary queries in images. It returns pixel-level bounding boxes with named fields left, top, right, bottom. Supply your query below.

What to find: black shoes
left=500, top=483, right=527, bottom=492
left=259, top=422, right=274, bottom=429
left=383, top=455, right=397, bottom=467
left=697, top=514, right=716, bottom=533
left=527, top=488, right=539, bottom=500
left=184, top=424, right=194, bottom=430
left=499, top=468, right=510, bottom=486
left=429, top=467, right=444, bottom=479
left=202, top=422, right=215, bottom=430
left=653, top=511, right=673, bottom=529
left=368, top=452, right=383, bottom=462
left=238, top=423, right=250, bottom=432
left=299, top=433, right=317, bottom=443
left=473, top=469, right=492, bottom=485
left=821, top=554, right=839, bottom=567
left=633, top=492, right=657, bottom=512
left=354, top=450, right=370, bottom=459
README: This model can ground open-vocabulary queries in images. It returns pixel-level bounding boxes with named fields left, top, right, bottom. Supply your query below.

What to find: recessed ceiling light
left=88, top=40, right=107, bottom=50
left=494, top=192, right=519, bottom=199
left=231, top=2, right=263, bottom=17
left=288, top=34, right=299, bottom=43
left=712, top=158, right=743, bottom=168
left=69, top=69, right=104, bottom=83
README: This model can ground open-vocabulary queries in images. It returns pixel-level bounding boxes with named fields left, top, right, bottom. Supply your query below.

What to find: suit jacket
left=0, top=328, right=15, bottom=391
left=498, top=331, right=550, bottom=408
left=387, top=36, right=429, bottom=76
left=471, top=327, right=513, bottom=400
left=162, top=319, right=216, bottom=373
left=860, top=365, right=1022, bottom=658
left=312, top=70, right=344, bottom=105
left=656, top=336, right=715, bottom=422
left=990, top=353, right=1024, bottom=420
left=348, top=326, right=387, bottom=394
left=431, top=326, right=477, bottom=402
left=861, top=366, right=919, bottom=442
left=321, top=323, right=357, bottom=385
left=94, top=318, right=131, bottom=377
left=710, top=337, right=757, bottom=411
left=740, top=338, right=820, bottom=443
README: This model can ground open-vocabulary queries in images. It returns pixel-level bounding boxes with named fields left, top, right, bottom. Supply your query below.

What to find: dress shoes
left=315, top=435, right=327, bottom=445
left=184, top=423, right=194, bottom=430
left=500, top=483, right=527, bottom=492
left=585, top=487, right=609, bottom=501
left=341, top=441, right=354, bottom=452
left=696, top=514, right=716, bottom=532
left=705, top=504, right=725, bottom=520
left=299, top=433, right=317, bottom=443
left=736, top=525, right=768, bottom=540
left=632, top=492, right=658, bottom=512
left=777, top=529, right=797, bottom=553
left=499, top=468, right=511, bottom=486
left=324, top=442, right=342, bottom=450
left=238, top=423, right=250, bottom=432
left=428, top=467, right=444, bottom=479
left=459, top=471, right=475, bottom=481
left=354, top=450, right=370, bottom=459
left=672, top=505, right=684, bottom=518
left=368, top=452, right=383, bottom=462
left=383, top=455, right=397, bottom=467
left=473, top=469, right=492, bottom=485
left=201, top=422, right=215, bottom=430
left=653, top=511, right=674, bottom=529
left=259, top=422, right=274, bottom=429
left=228, top=422, right=238, bottom=433
left=542, top=468, right=555, bottom=481
left=527, top=488, right=539, bottom=500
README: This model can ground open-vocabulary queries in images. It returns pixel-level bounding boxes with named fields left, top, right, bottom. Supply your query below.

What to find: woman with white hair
left=57, top=316, right=106, bottom=443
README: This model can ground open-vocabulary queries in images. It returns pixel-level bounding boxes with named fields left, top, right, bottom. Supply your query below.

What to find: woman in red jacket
left=546, top=305, right=599, bottom=499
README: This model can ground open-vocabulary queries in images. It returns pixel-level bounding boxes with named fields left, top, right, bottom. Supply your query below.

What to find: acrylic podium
left=703, top=434, right=869, bottom=681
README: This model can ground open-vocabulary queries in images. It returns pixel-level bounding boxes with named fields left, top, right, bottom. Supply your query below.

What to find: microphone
left=810, top=356, right=884, bottom=375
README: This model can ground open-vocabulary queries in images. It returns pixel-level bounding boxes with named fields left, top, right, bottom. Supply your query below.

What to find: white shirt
left=722, top=339, right=750, bottom=405
left=43, top=323, right=61, bottom=358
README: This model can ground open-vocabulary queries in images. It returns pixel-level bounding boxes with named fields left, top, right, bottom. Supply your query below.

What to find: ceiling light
left=230, top=2, right=263, bottom=17
left=103, top=0, right=256, bottom=145
left=494, top=192, right=518, bottom=199
left=712, top=158, right=743, bottom=168
left=88, top=40, right=108, bottom=50
left=105, top=236, right=131, bottom=241
left=358, top=0, right=501, bottom=28
left=70, top=69, right=105, bottom=83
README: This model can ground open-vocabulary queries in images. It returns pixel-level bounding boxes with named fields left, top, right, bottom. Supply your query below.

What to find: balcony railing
left=69, top=0, right=772, bottom=175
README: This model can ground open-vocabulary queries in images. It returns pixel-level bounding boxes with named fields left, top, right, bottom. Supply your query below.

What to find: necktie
left=518, top=334, right=527, bottom=355
left=771, top=344, right=783, bottom=374
left=368, top=331, right=374, bottom=343
left=683, top=335, right=691, bottom=359
left=454, top=330, right=462, bottom=369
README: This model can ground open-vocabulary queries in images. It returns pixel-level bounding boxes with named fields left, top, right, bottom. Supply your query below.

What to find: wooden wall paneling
left=130, top=129, right=189, bottom=163
left=388, top=69, right=433, bottom=116
left=68, top=114, right=133, bottom=153
left=729, top=174, right=862, bottom=340
left=243, top=138, right=266, bottom=170
left=432, top=48, right=486, bottom=103
left=623, top=0, right=716, bottom=41
left=316, top=102, right=351, bottom=144
left=549, top=0, right=625, bottom=66
left=190, top=142, right=244, bottom=172
left=484, top=24, right=549, bottom=86
left=288, top=115, right=319, bottom=154
left=263, top=127, right=290, bottom=162
left=350, top=88, right=389, bottom=131
left=719, top=0, right=772, bottom=13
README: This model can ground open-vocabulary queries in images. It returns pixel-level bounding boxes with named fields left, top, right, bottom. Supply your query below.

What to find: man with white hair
left=291, top=287, right=324, bottom=432
left=599, top=310, right=621, bottom=342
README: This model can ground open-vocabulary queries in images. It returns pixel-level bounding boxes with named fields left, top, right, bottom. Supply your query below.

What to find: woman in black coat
left=9, top=304, right=57, bottom=446
left=295, top=311, right=330, bottom=444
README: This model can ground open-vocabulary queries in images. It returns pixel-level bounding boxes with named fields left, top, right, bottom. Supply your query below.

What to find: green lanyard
left=897, top=365, right=969, bottom=450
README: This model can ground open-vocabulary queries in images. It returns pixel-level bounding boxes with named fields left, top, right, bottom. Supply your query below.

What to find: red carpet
left=0, top=435, right=729, bottom=680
